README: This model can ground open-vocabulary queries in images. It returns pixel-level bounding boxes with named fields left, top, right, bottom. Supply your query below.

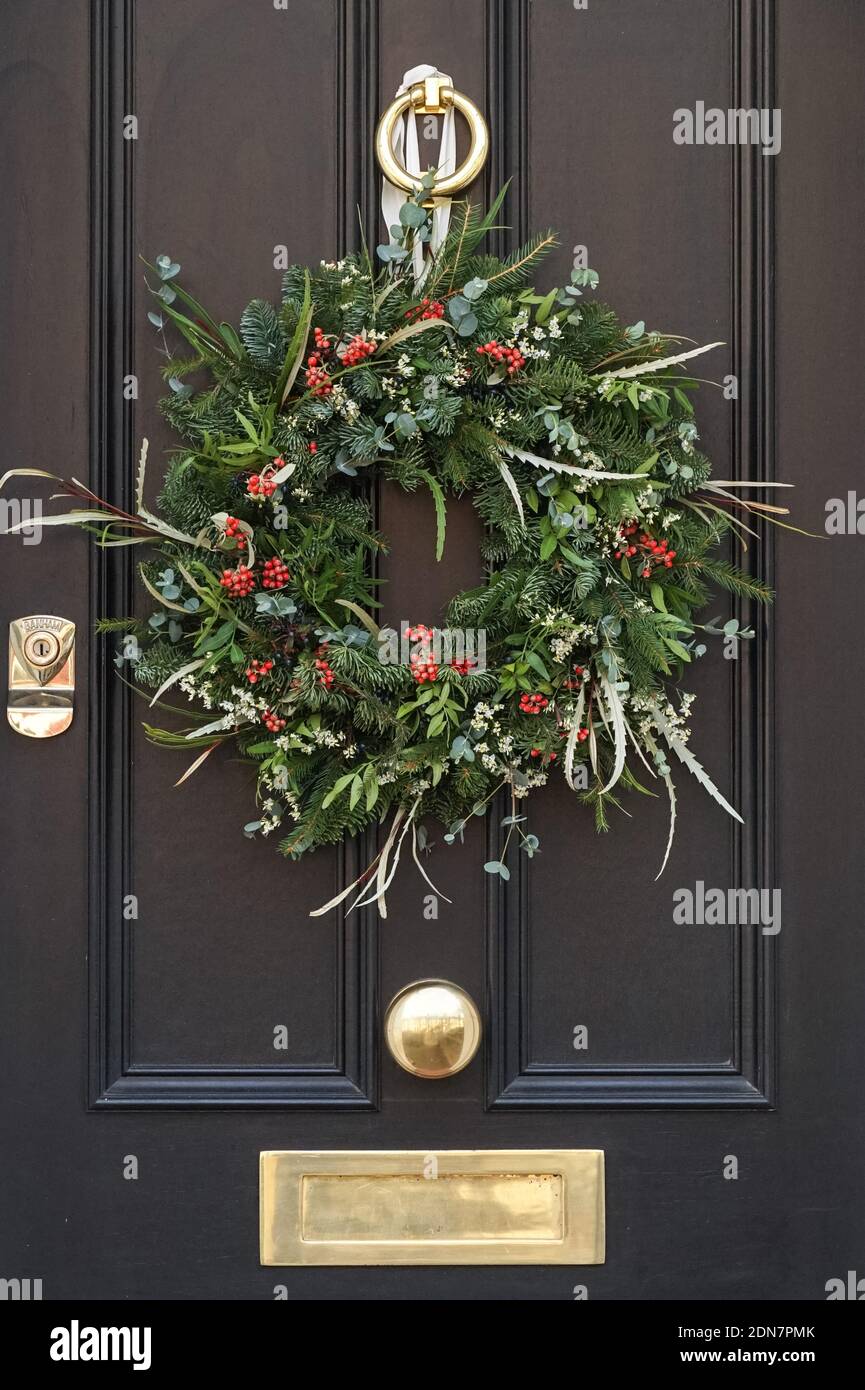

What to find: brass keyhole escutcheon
left=384, top=979, right=482, bottom=1079
left=7, top=615, right=76, bottom=737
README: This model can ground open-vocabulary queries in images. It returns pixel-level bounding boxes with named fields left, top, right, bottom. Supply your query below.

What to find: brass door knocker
left=375, top=76, right=489, bottom=204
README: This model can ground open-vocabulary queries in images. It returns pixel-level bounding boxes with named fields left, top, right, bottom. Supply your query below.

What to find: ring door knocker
left=374, top=76, right=490, bottom=204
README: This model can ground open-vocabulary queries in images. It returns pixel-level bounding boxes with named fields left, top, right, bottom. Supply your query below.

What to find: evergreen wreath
left=3, top=180, right=792, bottom=913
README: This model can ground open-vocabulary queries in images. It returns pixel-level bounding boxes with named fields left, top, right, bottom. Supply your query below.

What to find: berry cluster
left=449, top=658, right=476, bottom=676
left=614, top=522, right=677, bottom=577
left=563, top=662, right=585, bottom=692
left=219, top=564, right=255, bottom=598
left=411, top=657, right=439, bottom=684
left=245, top=658, right=274, bottom=685
left=246, top=470, right=278, bottom=501
left=340, top=334, right=376, bottom=367
left=476, top=340, right=527, bottom=376
left=405, top=297, right=445, bottom=322
left=224, top=516, right=247, bottom=550
left=405, top=624, right=439, bottom=685
left=261, top=709, right=286, bottom=733
left=314, top=646, right=335, bottom=689
left=519, top=692, right=549, bottom=715
left=305, top=353, right=332, bottom=396
left=262, top=557, right=290, bottom=589
left=530, top=748, right=557, bottom=761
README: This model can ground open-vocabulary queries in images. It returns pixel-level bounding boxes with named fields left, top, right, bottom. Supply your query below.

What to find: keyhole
left=23, top=629, right=61, bottom=667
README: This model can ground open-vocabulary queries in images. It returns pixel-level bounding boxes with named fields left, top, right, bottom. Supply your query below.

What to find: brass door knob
left=384, top=979, right=482, bottom=1079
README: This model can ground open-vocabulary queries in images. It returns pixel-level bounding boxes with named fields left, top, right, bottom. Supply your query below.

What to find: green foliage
left=239, top=299, right=286, bottom=369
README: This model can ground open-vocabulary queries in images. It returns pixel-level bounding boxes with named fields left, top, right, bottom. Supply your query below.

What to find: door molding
left=486, top=0, right=777, bottom=1110
left=86, top=0, right=380, bottom=1110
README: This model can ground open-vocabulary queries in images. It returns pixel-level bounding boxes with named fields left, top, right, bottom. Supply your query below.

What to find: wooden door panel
left=484, top=0, right=773, bottom=1107
left=89, top=0, right=377, bottom=1107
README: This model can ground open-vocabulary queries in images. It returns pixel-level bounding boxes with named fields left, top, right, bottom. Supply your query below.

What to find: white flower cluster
left=506, top=767, right=549, bottom=798
left=444, top=360, right=472, bottom=388
left=219, top=684, right=270, bottom=725
left=630, top=690, right=697, bottom=746
left=516, top=336, right=550, bottom=362
left=549, top=622, right=595, bottom=663
left=329, top=382, right=360, bottom=422
left=179, top=672, right=269, bottom=728
left=275, top=725, right=351, bottom=756
left=469, top=702, right=522, bottom=776
left=258, top=797, right=284, bottom=837
left=397, top=353, right=415, bottom=379
left=179, top=672, right=215, bottom=708
left=533, top=608, right=592, bottom=636
left=256, top=776, right=300, bottom=825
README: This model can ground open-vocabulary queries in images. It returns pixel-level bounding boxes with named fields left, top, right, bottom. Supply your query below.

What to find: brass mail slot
left=260, top=1150, right=605, bottom=1266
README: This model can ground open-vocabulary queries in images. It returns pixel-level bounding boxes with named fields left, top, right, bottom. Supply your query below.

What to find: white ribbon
left=380, top=63, right=456, bottom=285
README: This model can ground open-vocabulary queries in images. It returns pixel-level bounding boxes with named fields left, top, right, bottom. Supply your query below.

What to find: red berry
left=246, top=658, right=275, bottom=685
left=220, top=564, right=256, bottom=598
left=247, top=471, right=277, bottom=501
left=262, top=556, right=290, bottom=590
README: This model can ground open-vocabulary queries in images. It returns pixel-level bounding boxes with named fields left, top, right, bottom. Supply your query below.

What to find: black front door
left=2, top=0, right=864, bottom=1310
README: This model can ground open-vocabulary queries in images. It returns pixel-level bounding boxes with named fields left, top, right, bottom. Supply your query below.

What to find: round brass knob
left=384, top=979, right=482, bottom=1079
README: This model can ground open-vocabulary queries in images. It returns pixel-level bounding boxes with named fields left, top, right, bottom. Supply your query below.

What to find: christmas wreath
left=3, top=181, right=791, bottom=913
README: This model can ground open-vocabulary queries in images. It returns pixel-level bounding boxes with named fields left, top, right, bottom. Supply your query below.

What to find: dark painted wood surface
left=1, top=0, right=863, bottom=1299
